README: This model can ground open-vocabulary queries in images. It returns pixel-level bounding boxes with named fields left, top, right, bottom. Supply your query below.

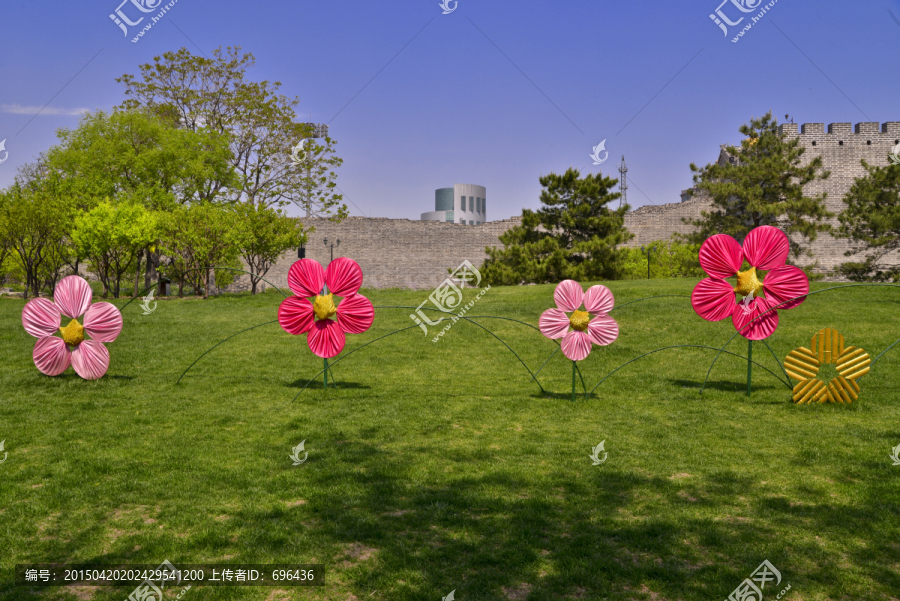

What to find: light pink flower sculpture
left=691, top=225, right=809, bottom=340
left=278, top=258, right=374, bottom=359
left=539, top=280, right=619, bottom=361
left=21, top=275, right=123, bottom=380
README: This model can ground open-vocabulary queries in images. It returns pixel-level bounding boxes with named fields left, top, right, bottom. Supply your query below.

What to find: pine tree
left=835, top=159, right=900, bottom=281
left=681, top=112, right=832, bottom=258
left=482, top=168, right=632, bottom=285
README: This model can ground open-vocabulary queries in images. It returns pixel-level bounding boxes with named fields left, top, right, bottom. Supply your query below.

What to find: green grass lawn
left=1, top=278, right=899, bottom=601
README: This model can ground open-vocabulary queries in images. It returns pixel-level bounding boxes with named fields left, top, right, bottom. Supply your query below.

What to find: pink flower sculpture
left=21, top=275, right=123, bottom=380
left=539, top=280, right=619, bottom=361
left=691, top=225, right=809, bottom=340
left=278, top=258, right=375, bottom=359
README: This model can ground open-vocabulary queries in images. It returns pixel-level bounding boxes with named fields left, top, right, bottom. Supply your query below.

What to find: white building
left=421, top=184, right=487, bottom=225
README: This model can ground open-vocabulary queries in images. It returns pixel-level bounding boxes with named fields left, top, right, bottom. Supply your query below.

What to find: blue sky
left=1, top=0, right=899, bottom=221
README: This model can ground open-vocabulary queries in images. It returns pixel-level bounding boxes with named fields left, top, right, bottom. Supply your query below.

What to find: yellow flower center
left=569, top=310, right=590, bottom=332
left=313, top=294, right=337, bottom=320
left=734, top=267, right=763, bottom=298
left=59, top=319, right=84, bottom=346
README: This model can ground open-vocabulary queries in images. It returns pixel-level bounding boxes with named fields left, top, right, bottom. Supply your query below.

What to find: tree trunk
left=204, top=269, right=210, bottom=299
left=144, top=248, right=157, bottom=290
left=178, top=277, right=184, bottom=297
left=251, top=276, right=258, bottom=295
left=134, top=250, right=143, bottom=297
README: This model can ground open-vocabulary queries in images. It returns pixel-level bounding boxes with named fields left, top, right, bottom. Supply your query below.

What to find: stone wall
left=780, top=122, right=900, bottom=271
left=226, top=217, right=524, bottom=292
left=621, top=196, right=713, bottom=248
left=222, top=121, right=900, bottom=292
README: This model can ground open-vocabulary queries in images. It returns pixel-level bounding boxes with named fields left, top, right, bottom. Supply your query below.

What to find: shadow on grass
left=223, top=437, right=900, bottom=600
left=287, top=378, right=371, bottom=392
left=532, top=390, right=596, bottom=402
left=669, top=379, right=783, bottom=394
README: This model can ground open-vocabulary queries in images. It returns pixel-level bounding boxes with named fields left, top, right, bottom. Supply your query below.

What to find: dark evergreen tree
left=681, top=112, right=832, bottom=259
left=482, top=168, right=632, bottom=285
left=835, top=159, right=900, bottom=281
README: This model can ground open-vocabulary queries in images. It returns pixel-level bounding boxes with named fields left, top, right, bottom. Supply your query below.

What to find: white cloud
left=0, top=104, right=91, bottom=116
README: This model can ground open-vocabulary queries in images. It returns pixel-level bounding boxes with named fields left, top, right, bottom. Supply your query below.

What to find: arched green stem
left=702, top=283, right=900, bottom=394
left=589, top=344, right=790, bottom=395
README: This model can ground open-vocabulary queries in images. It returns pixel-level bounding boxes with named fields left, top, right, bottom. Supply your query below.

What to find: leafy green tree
left=621, top=240, right=704, bottom=279
left=291, top=136, right=347, bottom=219
left=47, top=108, right=236, bottom=292
left=48, top=109, right=234, bottom=210
left=73, top=202, right=159, bottom=298
left=233, top=203, right=306, bottom=294
left=681, top=112, right=832, bottom=258
left=0, top=206, right=11, bottom=285
left=13, top=156, right=81, bottom=284
left=835, top=160, right=900, bottom=281
left=157, top=203, right=240, bottom=298
left=0, top=182, right=72, bottom=299
left=116, top=46, right=347, bottom=217
left=482, top=168, right=631, bottom=285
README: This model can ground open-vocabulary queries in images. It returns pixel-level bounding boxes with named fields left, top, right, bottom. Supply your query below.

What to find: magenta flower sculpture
left=278, top=258, right=374, bottom=371
left=691, top=225, right=808, bottom=340
left=21, top=275, right=123, bottom=380
left=539, top=280, right=619, bottom=401
left=691, top=225, right=809, bottom=395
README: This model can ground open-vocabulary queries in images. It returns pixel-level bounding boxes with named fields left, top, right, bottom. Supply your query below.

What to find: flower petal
left=584, top=285, right=614, bottom=315
left=587, top=315, right=619, bottom=346
left=561, top=330, right=592, bottom=361
left=335, top=294, right=374, bottom=334
left=732, top=296, right=779, bottom=340
left=278, top=296, right=315, bottom=335
left=33, top=337, right=71, bottom=376
left=54, top=275, right=93, bottom=319
left=22, top=298, right=61, bottom=338
left=307, top=319, right=346, bottom=359
left=287, top=259, right=325, bottom=297
left=83, top=302, right=123, bottom=343
left=691, top=278, right=737, bottom=322
left=742, top=225, right=790, bottom=270
left=71, top=340, right=110, bottom=380
left=325, top=258, right=364, bottom=297
left=539, top=308, right=570, bottom=340
left=699, top=234, right=743, bottom=278
left=763, top=265, right=809, bottom=311
left=554, top=280, right=584, bottom=312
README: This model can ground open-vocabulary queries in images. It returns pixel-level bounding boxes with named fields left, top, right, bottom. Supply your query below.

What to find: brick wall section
left=224, top=217, right=525, bottom=292
left=222, top=121, right=900, bottom=291
left=781, top=121, right=900, bottom=271
left=621, top=196, right=713, bottom=248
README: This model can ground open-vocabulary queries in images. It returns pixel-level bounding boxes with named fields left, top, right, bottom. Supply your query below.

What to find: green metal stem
left=762, top=337, right=791, bottom=384
left=324, top=357, right=328, bottom=390
left=608, top=295, right=691, bottom=313
left=746, top=339, right=752, bottom=396
left=702, top=283, right=900, bottom=394
left=176, top=319, right=279, bottom=384
left=588, top=344, right=790, bottom=395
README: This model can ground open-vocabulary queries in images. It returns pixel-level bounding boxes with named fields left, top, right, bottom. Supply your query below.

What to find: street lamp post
left=323, top=238, right=340, bottom=263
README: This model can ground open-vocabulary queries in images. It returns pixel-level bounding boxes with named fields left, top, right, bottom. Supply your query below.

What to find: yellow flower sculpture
left=785, top=328, right=871, bottom=404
